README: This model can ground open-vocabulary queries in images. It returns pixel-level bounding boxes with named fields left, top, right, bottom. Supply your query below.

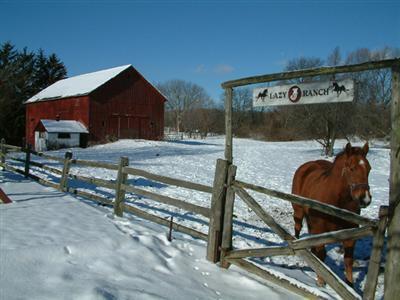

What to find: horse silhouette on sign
left=331, top=81, right=349, bottom=97
left=256, top=89, right=268, bottom=101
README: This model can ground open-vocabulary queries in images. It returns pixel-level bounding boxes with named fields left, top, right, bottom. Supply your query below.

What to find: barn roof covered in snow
left=40, top=120, right=89, bottom=133
left=25, top=65, right=132, bottom=103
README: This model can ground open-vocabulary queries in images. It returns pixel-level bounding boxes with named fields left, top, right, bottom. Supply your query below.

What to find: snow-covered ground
left=0, top=137, right=390, bottom=299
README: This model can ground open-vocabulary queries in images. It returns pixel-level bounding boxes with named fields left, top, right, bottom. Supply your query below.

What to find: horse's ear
left=362, top=142, right=369, bottom=156
left=345, top=142, right=352, bottom=155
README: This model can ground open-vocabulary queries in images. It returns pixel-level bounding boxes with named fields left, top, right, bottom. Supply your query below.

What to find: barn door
left=140, top=117, right=150, bottom=139
left=108, top=116, right=119, bottom=138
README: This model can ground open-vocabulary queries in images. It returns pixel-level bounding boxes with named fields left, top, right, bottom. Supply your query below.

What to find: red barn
left=25, top=65, right=166, bottom=150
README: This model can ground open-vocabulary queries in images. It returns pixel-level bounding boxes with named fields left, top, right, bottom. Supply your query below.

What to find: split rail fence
left=0, top=138, right=388, bottom=300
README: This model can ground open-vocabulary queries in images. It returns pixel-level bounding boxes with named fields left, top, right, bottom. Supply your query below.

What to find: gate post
left=384, top=62, right=400, bottom=300
left=224, top=87, right=233, bottom=164
left=59, top=151, right=73, bottom=192
left=114, top=156, right=129, bottom=217
left=363, top=206, right=388, bottom=300
left=207, top=159, right=229, bottom=263
left=220, top=164, right=237, bottom=268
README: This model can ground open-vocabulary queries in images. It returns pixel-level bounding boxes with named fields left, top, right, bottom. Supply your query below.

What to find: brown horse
left=292, top=142, right=371, bottom=287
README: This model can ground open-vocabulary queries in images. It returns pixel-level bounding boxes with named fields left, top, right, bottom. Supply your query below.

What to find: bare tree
left=346, top=47, right=399, bottom=139
left=157, top=79, right=213, bottom=133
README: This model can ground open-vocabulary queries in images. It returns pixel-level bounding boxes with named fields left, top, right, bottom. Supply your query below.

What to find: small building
left=25, top=65, right=166, bottom=150
left=34, top=119, right=89, bottom=151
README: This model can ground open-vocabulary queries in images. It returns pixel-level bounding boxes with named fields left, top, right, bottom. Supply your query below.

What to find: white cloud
left=213, top=64, right=234, bottom=74
left=194, top=64, right=207, bottom=74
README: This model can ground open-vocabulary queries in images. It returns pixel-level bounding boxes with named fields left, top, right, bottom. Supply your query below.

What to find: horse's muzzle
left=350, top=183, right=371, bottom=208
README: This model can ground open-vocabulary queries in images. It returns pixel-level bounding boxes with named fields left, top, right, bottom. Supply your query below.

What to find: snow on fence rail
left=0, top=138, right=388, bottom=300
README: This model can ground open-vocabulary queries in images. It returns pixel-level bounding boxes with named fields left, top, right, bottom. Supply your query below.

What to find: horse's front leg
left=292, top=204, right=304, bottom=238
left=343, top=239, right=355, bottom=287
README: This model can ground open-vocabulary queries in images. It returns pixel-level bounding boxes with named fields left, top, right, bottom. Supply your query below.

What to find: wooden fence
left=0, top=138, right=388, bottom=300
left=0, top=139, right=212, bottom=242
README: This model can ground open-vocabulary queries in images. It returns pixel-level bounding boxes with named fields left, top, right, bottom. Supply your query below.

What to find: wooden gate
left=220, top=164, right=387, bottom=299
left=213, top=58, right=400, bottom=300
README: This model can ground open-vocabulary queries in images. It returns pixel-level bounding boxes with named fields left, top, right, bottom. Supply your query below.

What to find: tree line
left=158, top=46, right=399, bottom=156
left=0, top=42, right=67, bottom=145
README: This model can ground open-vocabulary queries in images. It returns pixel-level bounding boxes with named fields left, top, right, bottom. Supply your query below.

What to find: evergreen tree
left=0, top=42, right=67, bottom=145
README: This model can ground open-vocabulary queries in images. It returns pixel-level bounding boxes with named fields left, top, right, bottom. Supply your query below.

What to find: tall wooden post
left=59, top=151, right=73, bottom=192
left=220, top=164, right=237, bottom=268
left=384, top=63, right=400, bottom=299
left=225, top=87, right=233, bottom=164
left=207, top=159, right=229, bottom=263
left=363, top=206, right=388, bottom=300
left=114, top=156, right=129, bottom=217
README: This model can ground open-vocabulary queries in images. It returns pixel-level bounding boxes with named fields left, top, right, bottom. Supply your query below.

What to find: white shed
left=34, top=119, right=89, bottom=151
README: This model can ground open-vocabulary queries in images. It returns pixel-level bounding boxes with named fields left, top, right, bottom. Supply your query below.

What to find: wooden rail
left=226, top=258, right=320, bottom=299
left=121, top=184, right=210, bottom=218
left=222, top=58, right=400, bottom=88
left=123, top=166, right=213, bottom=193
left=224, top=246, right=295, bottom=260
left=68, top=173, right=116, bottom=189
left=71, top=158, right=119, bottom=170
left=234, top=180, right=376, bottom=226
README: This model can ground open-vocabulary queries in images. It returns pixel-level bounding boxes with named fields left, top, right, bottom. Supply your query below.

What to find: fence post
left=363, top=206, right=389, bottom=300
left=220, top=164, right=237, bottom=268
left=114, top=156, right=129, bottom=217
left=206, top=159, right=229, bottom=263
left=24, top=144, right=32, bottom=178
left=59, top=151, right=73, bottom=192
left=0, top=138, right=5, bottom=169
left=385, top=62, right=400, bottom=300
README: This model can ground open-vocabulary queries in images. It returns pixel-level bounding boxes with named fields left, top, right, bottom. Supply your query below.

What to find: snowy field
left=0, top=137, right=390, bottom=299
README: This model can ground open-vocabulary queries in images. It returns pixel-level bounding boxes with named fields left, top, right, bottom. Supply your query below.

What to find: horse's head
left=342, top=142, right=372, bottom=208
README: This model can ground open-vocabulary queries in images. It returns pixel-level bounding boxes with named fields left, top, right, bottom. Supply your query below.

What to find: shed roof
left=25, top=65, right=131, bottom=103
left=40, top=120, right=89, bottom=133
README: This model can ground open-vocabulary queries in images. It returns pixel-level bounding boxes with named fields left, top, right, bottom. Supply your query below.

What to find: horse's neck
left=330, top=159, right=352, bottom=199
left=329, top=158, right=347, bottom=189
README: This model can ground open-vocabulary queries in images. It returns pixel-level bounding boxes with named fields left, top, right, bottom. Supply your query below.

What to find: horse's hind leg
left=292, top=204, right=304, bottom=238
left=343, top=239, right=355, bottom=287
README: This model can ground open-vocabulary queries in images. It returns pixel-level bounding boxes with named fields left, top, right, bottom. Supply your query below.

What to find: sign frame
left=253, top=79, right=354, bottom=107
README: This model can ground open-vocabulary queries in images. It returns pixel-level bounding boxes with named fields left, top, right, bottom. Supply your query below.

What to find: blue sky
left=1, top=0, right=399, bottom=101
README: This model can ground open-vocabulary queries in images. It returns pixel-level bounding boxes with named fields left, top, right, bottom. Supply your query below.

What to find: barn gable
left=25, top=65, right=131, bottom=103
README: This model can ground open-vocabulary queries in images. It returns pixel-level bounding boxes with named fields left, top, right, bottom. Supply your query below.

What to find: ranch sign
left=253, top=79, right=354, bottom=107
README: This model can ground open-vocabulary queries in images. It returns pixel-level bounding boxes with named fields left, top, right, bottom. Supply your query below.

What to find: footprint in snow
left=64, top=246, right=72, bottom=255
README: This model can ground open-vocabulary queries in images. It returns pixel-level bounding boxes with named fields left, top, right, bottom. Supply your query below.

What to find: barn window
left=58, top=133, right=71, bottom=139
